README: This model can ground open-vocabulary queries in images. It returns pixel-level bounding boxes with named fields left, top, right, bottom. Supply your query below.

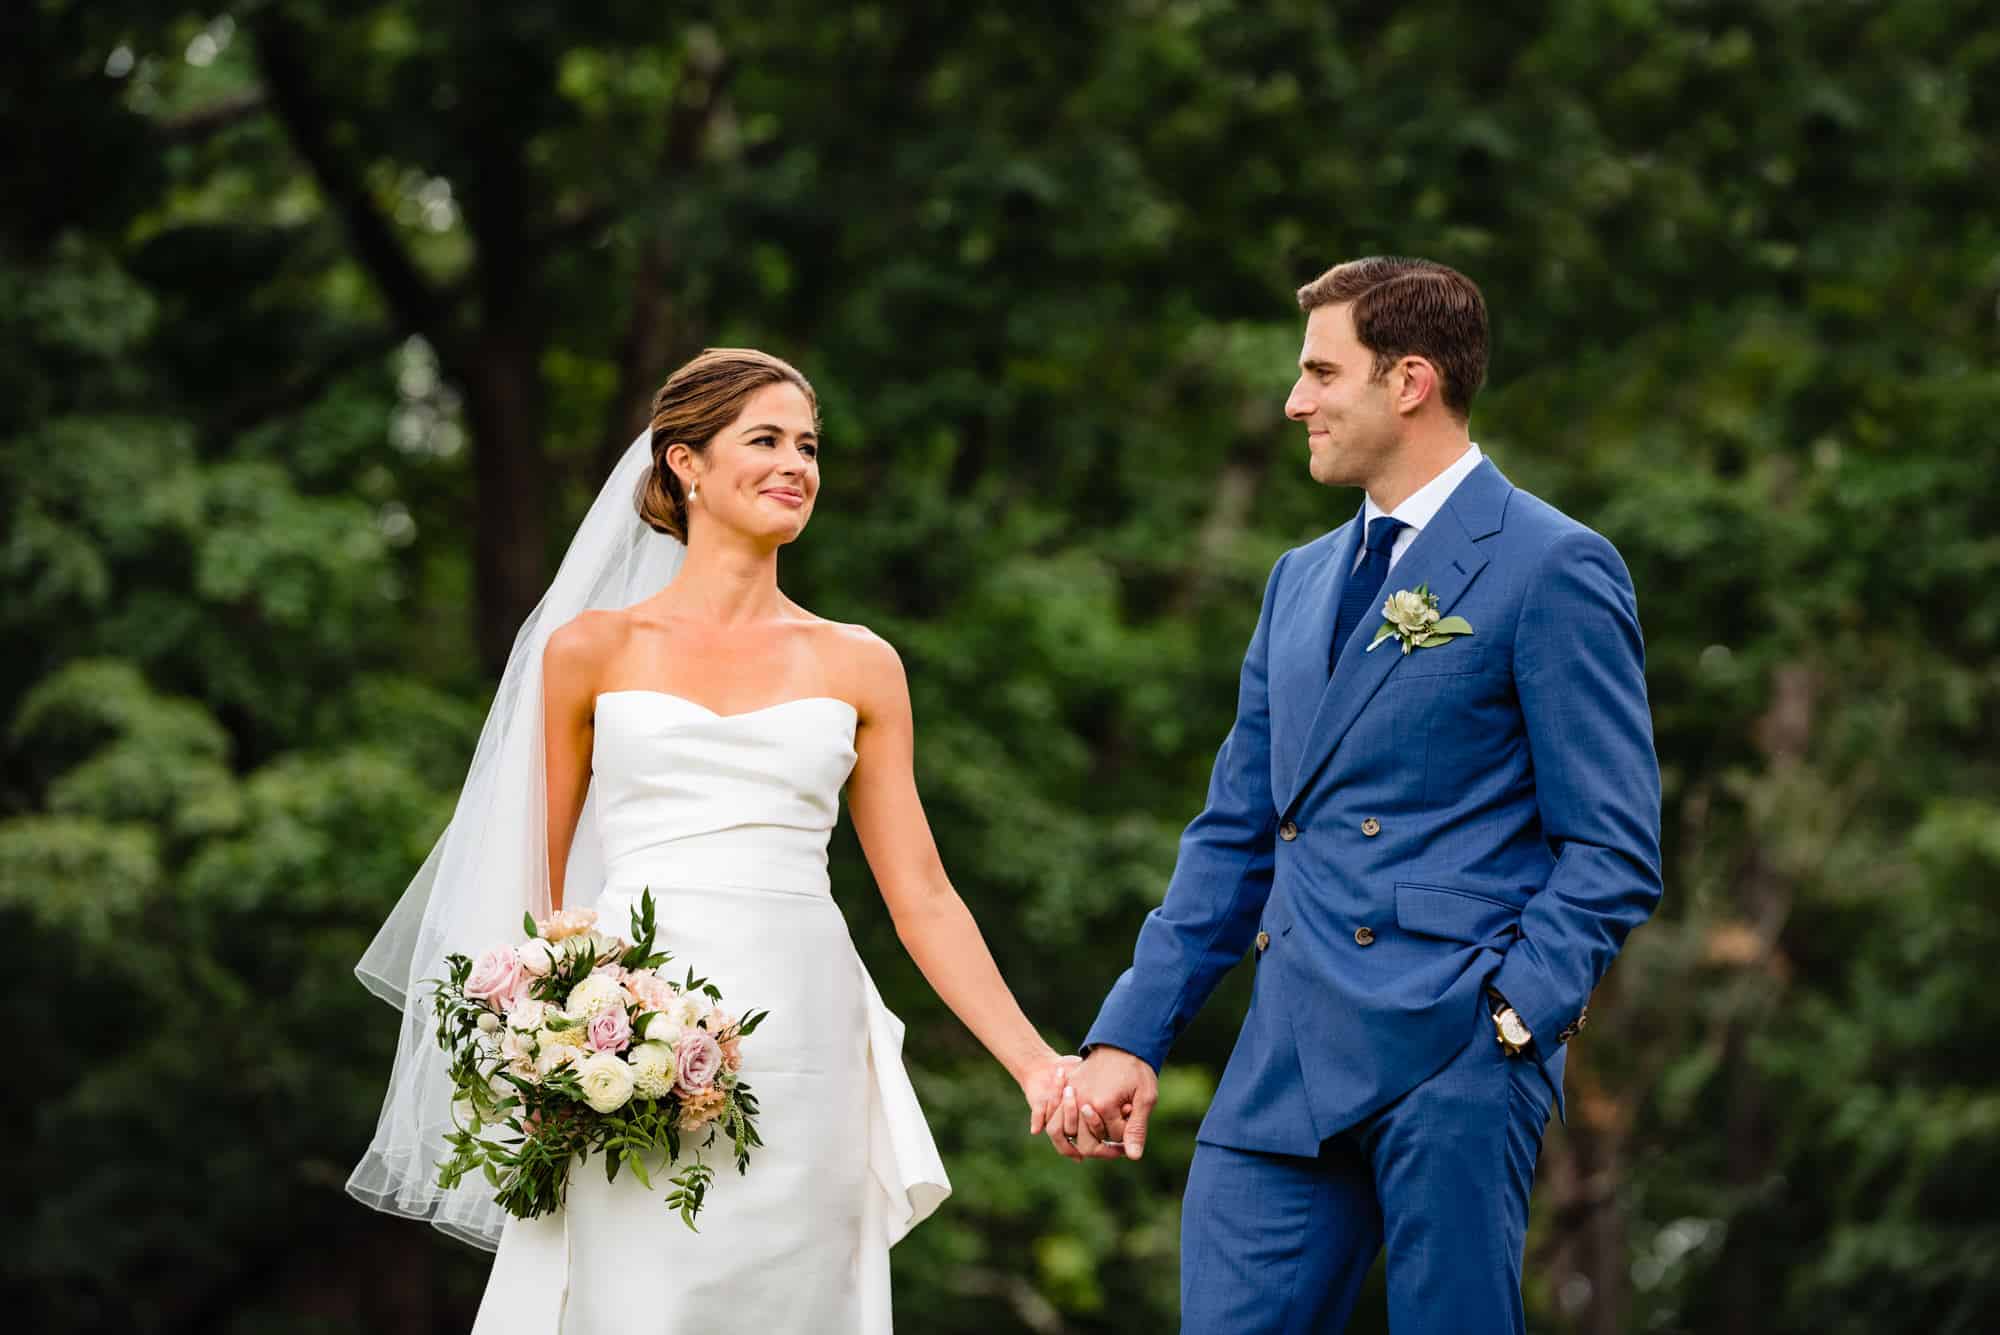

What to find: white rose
left=516, top=938, right=557, bottom=976
left=643, top=1013, right=685, bottom=1046
left=673, top=994, right=706, bottom=1028
left=507, top=999, right=549, bottom=1032
left=565, top=975, right=625, bottom=1020
left=576, top=1052, right=636, bottom=1113
left=628, top=1041, right=677, bottom=1099
left=534, top=1042, right=578, bottom=1078
left=1383, top=589, right=1434, bottom=633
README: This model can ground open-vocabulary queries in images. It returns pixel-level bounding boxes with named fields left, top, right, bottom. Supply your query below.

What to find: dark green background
left=5, top=2, right=1997, bottom=1331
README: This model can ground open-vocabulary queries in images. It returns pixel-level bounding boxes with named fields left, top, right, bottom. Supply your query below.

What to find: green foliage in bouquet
left=429, top=891, right=768, bottom=1231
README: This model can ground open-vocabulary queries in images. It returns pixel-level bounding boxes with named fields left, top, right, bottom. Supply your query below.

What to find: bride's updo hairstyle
left=637, top=347, right=820, bottom=542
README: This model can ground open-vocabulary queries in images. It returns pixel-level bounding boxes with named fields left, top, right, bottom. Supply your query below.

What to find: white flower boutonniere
left=1367, top=584, right=1474, bottom=655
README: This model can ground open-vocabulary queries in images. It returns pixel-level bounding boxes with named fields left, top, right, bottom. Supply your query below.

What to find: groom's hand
left=1050, top=1045, right=1157, bottom=1162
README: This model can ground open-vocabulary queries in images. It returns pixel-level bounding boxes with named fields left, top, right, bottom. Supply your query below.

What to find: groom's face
left=1287, top=303, right=1400, bottom=489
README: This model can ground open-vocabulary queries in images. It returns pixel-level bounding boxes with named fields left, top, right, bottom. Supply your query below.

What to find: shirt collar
left=1362, top=442, right=1484, bottom=536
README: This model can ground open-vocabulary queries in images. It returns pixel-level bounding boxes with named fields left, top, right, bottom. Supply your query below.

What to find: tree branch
left=154, top=88, right=268, bottom=144
left=248, top=10, right=458, bottom=356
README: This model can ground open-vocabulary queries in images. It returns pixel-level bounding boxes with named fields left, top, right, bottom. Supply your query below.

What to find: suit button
left=1354, top=926, right=1376, bottom=946
left=1360, top=817, right=1381, bottom=837
left=1279, top=820, right=1299, bottom=841
left=1255, top=930, right=1271, bottom=953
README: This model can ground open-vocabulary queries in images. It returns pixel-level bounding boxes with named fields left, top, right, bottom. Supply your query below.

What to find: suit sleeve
left=1490, top=527, right=1663, bottom=1054
left=1081, top=550, right=1290, bottom=1070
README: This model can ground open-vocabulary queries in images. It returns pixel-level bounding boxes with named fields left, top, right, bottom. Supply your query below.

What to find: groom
left=1056, top=257, right=1662, bottom=1333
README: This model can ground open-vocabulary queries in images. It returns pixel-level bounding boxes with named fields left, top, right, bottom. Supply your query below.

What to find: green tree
left=5, top=2, right=1996, bottom=1332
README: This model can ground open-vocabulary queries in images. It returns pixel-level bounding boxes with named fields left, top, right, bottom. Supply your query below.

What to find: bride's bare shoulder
left=802, top=616, right=906, bottom=702
left=796, top=610, right=892, bottom=655
left=544, top=608, right=631, bottom=681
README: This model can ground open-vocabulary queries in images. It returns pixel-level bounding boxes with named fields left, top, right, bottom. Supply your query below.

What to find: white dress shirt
left=1353, top=443, right=1485, bottom=575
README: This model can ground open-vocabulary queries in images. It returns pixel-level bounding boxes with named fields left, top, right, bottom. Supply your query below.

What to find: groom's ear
left=1394, top=356, right=1440, bottom=416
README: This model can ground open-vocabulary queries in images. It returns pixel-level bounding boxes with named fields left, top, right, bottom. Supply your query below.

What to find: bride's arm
left=542, top=615, right=610, bottom=911
left=843, top=630, right=1068, bottom=1129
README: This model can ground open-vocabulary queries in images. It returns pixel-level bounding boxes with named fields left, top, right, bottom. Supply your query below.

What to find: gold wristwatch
left=1487, top=989, right=1532, bottom=1057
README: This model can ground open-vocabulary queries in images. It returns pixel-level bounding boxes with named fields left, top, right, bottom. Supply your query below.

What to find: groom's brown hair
left=1296, top=257, right=1488, bottom=420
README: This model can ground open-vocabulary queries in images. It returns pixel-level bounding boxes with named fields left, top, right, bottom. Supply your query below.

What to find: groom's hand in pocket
left=1051, top=1046, right=1157, bottom=1162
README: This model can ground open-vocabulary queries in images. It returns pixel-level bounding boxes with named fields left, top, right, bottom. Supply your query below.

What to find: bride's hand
left=1021, top=1052, right=1083, bottom=1135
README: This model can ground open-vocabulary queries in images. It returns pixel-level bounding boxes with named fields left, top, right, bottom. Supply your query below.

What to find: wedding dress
left=470, top=690, right=950, bottom=1333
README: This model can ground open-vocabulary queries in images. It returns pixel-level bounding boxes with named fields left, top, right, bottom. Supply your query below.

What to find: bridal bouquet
left=429, top=891, right=766, bottom=1230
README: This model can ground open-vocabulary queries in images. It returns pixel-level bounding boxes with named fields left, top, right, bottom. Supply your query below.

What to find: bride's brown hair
left=636, top=348, right=820, bottom=541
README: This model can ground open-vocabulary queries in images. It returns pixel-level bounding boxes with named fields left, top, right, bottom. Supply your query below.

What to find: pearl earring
left=688, top=485, right=699, bottom=504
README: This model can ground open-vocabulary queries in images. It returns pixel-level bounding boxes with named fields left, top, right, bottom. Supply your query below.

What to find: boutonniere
left=1367, top=585, right=1474, bottom=655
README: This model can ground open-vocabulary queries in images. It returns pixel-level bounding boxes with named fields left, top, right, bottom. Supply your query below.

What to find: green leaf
left=1366, top=623, right=1398, bottom=651
left=523, top=910, right=538, bottom=938
left=1432, top=616, right=1474, bottom=635
left=1416, top=634, right=1453, bottom=647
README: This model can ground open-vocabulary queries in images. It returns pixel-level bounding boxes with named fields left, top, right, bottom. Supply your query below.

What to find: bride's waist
left=599, top=833, right=832, bottom=900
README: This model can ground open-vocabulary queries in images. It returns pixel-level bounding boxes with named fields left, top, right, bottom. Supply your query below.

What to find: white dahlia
left=564, top=974, right=625, bottom=1020
left=628, top=1041, right=677, bottom=1099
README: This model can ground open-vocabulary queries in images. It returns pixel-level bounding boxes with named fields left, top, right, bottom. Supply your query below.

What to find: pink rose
left=502, top=972, right=535, bottom=1012
left=587, top=1005, right=633, bottom=1054
left=626, top=970, right=677, bottom=1013
left=465, top=946, right=525, bottom=1009
left=674, top=1029, right=724, bottom=1094
left=516, top=938, right=556, bottom=976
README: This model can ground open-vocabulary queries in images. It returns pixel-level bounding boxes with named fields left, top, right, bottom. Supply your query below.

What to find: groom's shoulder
left=1257, top=525, right=1348, bottom=602
left=1497, top=481, right=1636, bottom=587
left=1504, top=484, right=1593, bottom=547
left=1279, top=523, right=1352, bottom=572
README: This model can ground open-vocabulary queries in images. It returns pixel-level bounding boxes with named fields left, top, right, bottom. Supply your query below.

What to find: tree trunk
left=1539, top=1046, right=1633, bottom=1333
left=461, top=328, right=549, bottom=674
left=594, top=240, right=690, bottom=484
left=1718, top=662, right=1817, bottom=1335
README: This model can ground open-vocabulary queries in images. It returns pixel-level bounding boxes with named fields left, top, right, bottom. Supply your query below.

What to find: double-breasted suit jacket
left=1086, top=457, right=1663, bottom=1152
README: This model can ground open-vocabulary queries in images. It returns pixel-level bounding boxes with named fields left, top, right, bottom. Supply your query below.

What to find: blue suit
left=1085, top=458, right=1662, bottom=1333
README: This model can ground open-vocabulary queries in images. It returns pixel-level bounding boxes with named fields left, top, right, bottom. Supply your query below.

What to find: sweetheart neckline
left=594, top=689, right=858, bottom=722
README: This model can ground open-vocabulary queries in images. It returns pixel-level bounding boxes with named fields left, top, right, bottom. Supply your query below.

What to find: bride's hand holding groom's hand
left=1021, top=1052, right=1083, bottom=1136
left=1048, top=1046, right=1157, bottom=1163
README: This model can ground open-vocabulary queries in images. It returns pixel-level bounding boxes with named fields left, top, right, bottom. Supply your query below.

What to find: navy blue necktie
left=1330, top=516, right=1409, bottom=674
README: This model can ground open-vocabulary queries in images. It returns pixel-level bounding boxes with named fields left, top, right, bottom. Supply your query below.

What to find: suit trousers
left=1179, top=1014, right=1556, bottom=1335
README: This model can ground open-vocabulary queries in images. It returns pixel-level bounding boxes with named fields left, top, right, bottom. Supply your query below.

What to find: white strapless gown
left=472, top=692, right=950, bottom=1334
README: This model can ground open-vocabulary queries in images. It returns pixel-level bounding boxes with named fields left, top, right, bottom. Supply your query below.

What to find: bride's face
left=686, top=382, right=820, bottom=544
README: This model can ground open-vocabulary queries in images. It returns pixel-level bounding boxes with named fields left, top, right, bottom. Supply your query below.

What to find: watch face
left=1500, top=1013, right=1531, bottom=1046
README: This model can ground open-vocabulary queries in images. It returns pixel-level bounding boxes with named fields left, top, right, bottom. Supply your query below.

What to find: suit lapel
left=1281, top=460, right=1510, bottom=814
left=1270, top=508, right=1363, bottom=794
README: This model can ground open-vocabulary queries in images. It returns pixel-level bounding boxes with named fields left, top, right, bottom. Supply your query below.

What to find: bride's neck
left=670, top=531, right=786, bottom=624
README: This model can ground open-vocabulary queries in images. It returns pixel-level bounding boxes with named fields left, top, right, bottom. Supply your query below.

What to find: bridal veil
left=345, top=430, right=683, bottom=1250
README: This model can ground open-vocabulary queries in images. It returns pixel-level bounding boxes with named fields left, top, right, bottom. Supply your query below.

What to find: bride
left=347, top=348, right=1074, bottom=1332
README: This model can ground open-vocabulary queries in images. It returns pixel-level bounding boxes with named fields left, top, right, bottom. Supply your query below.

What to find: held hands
left=1046, top=1045, right=1158, bottom=1163
left=1022, top=1052, right=1084, bottom=1137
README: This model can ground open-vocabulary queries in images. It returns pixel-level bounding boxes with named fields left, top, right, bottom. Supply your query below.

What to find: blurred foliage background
left=4, top=1, right=1997, bottom=1331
